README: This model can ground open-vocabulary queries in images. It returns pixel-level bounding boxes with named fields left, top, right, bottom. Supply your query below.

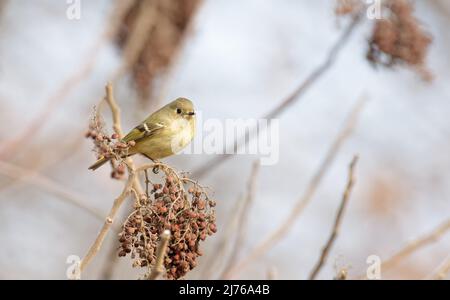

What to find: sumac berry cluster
left=118, top=169, right=217, bottom=279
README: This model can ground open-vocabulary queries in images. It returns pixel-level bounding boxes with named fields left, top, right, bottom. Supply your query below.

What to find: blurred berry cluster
left=86, top=112, right=136, bottom=179
left=335, top=0, right=362, bottom=16
left=367, top=0, right=432, bottom=79
left=118, top=169, right=217, bottom=279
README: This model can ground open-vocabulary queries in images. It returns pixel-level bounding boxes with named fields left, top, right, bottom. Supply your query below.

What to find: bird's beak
left=186, top=111, right=195, bottom=116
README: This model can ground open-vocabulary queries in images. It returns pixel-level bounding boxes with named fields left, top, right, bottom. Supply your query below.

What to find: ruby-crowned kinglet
left=89, top=98, right=196, bottom=170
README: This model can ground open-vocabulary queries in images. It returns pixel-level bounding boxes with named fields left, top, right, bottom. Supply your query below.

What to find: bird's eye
left=176, top=108, right=182, bottom=114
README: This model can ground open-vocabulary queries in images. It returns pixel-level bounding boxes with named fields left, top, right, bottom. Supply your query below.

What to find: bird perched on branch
left=89, top=98, right=196, bottom=170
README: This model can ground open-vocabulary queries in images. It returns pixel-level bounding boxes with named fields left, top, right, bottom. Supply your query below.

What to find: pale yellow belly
left=131, top=119, right=195, bottom=160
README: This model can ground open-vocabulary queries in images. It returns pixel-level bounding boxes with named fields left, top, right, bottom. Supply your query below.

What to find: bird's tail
left=88, top=156, right=110, bottom=171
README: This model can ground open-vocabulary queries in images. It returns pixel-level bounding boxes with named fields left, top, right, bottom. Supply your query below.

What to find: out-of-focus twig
left=334, top=269, right=348, bottom=280
left=0, top=132, right=86, bottom=192
left=113, top=0, right=158, bottom=81
left=192, top=13, right=362, bottom=179
left=0, top=160, right=105, bottom=223
left=0, top=0, right=8, bottom=16
left=429, top=254, right=450, bottom=280
left=430, top=0, right=450, bottom=19
left=308, top=155, right=358, bottom=280
left=0, top=0, right=134, bottom=161
left=200, top=187, right=245, bottom=279
left=266, top=267, right=278, bottom=280
left=147, top=0, right=203, bottom=107
left=381, top=219, right=450, bottom=273
left=223, top=96, right=367, bottom=279
left=356, top=218, right=450, bottom=279
left=219, top=161, right=260, bottom=279
left=146, top=229, right=171, bottom=280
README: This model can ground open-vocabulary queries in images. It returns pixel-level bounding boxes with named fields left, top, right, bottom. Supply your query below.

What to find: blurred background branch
left=0, top=160, right=105, bottom=223
left=223, top=96, right=367, bottom=279
left=192, top=12, right=362, bottom=179
left=219, top=160, right=260, bottom=279
left=0, top=0, right=135, bottom=161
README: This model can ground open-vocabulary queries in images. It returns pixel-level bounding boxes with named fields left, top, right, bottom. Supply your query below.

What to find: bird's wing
left=122, top=121, right=166, bottom=143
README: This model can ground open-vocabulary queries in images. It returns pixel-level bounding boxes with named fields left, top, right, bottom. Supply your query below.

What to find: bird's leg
left=141, top=153, right=161, bottom=174
left=152, top=164, right=160, bottom=174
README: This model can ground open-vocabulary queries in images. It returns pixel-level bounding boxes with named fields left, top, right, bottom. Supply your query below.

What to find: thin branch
left=0, top=160, right=105, bottom=223
left=219, top=161, right=260, bottom=279
left=200, top=188, right=245, bottom=279
left=79, top=168, right=137, bottom=273
left=429, top=254, right=450, bottom=280
left=0, top=132, right=86, bottom=192
left=99, top=237, right=122, bottom=280
left=381, top=219, right=450, bottom=274
left=0, top=0, right=8, bottom=17
left=105, top=83, right=124, bottom=138
left=0, top=0, right=135, bottom=161
left=96, top=83, right=144, bottom=279
left=104, top=83, right=144, bottom=196
left=222, top=95, right=367, bottom=279
left=192, top=13, right=362, bottom=179
left=308, top=155, right=359, bottom=280
left=113, top=0, right=158, bottom=81
left=146, top=230, right=171, bottom=280
left=355, top=218, right=450, bottom=279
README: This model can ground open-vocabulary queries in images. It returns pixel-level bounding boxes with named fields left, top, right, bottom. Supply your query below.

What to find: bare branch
left=222, top=95, right=367, bottom=279
left=355, top=218, right=450, bottom=279
left=0, top=0, right=8, bottom=16
left=95, top=83, right=144, bottom=279
left=220, top=161, right=260, bottom=279
left=146, top=230, right=171, bottom=280
left=104, top=83, right=144, bottom=195
left=0, top=160, right=105, bottom=223
left=79, top=168, right=137, bottom=273
left=200, top=188, right=245, bottom=279
left=381, top=219, right=450, bottom=273
left=113, top=0, right=158, bottom=81
left=0, top=132, right=85, bottom=192
left=192, top=13, right=362, bottom=179
left=430, top=254, right=450, bottom=280
left=308, top=155, right=359, bottom=280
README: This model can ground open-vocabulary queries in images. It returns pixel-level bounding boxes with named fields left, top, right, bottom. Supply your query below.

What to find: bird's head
left=169, top=98, right=196, bottom=120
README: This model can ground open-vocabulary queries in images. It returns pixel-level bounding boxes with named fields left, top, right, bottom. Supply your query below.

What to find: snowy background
left=0, top=0, right=449, bottom=279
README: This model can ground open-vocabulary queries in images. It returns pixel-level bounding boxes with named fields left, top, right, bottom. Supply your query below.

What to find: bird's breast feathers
left=169, top=117, right=195, bottom=150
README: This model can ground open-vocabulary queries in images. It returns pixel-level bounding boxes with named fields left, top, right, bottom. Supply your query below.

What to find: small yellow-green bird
left=89, top=97, right=196, bottom=170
